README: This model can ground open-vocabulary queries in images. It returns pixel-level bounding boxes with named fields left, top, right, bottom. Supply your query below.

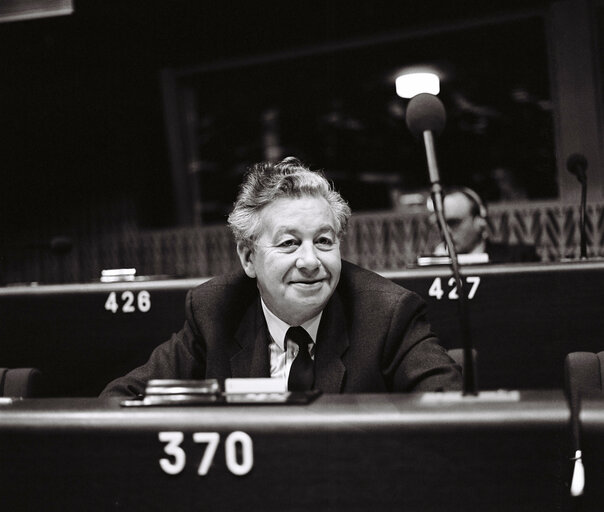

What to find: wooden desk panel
left=1, top=260, right=603, bottom=395
left=0, top=392, right=573, bottom=511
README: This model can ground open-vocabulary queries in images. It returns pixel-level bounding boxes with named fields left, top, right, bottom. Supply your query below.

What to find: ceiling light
left=395, top=72, right=440, bottom=99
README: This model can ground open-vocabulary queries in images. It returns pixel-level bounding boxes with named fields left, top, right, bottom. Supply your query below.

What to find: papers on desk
left=417, top=253, right=489, bottom=266
left=420, top=390, right=521, bottom=403
left=224, top=378, right=286, bottom=394
left=120, top=378, right=321, bottom=407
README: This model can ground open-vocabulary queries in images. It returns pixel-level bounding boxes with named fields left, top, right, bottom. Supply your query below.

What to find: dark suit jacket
left=100, top=261, right=462, bottom=397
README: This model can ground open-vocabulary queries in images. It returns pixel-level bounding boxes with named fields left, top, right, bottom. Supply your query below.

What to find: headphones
left=453, top=186, right=488, bottom=219
left=426, top=186, right=487, bottom=219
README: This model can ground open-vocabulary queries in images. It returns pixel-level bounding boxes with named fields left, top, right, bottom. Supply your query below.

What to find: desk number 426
left=104, top=290, right=151, bottom=313
left=158, top=431, right=254, bottom=476
left=428, top=276, right=480, bottom=300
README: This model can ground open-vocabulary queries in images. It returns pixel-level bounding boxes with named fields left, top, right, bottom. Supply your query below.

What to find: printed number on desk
left=104, top=290, right=151, bottom=313
left=428, top=276, right=480, bottom=300
left=158, top=431, right=254, bottom=476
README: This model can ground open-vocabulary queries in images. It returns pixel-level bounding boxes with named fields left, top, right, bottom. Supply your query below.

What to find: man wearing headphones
left=433, top=187, right=540, bottom=263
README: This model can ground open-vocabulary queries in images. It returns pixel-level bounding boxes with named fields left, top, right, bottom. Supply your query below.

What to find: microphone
left=566, top=153, right=587, bottom=184
left=405, top=93, right=477, bottom=396
left=406, top=93, right=446, bottom=185
left=566, top=153, right=588, bottom=259
left=406, top=92, right=446, bottom=138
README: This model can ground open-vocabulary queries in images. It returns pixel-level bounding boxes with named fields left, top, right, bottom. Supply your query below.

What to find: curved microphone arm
left=580, top=178, right=587, bottom=259
left=430, top=180, right=477, bottom=396
left=566, top=153, right=588, bottom=259
left=422, top=131, right=477, bottom=396
left=407, top=94, right=477, bottom=395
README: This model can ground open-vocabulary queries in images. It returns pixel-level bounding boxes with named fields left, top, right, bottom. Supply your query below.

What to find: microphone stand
left=423, top=131, right=477, bottom=396
left=567, top=154, right=588, bottom=260
left=579, top=175, right=587, bottom=259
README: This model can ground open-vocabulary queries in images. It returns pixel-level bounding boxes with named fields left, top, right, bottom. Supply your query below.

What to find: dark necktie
left=287, top=326, right=315, bottom=391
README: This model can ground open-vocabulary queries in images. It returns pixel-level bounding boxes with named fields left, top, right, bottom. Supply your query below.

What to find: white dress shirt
left=260, top=299, right=322, bottom=386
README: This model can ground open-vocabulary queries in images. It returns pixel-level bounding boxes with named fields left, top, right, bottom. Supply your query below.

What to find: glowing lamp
left=395, top=72, right=440, bottom=99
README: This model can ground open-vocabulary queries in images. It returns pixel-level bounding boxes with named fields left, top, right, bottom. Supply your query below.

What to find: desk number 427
left=428, top=276, right=480, bottom=300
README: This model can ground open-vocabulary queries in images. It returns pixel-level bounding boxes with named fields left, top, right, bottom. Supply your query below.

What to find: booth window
left=166, top=15, right=555, bottom=224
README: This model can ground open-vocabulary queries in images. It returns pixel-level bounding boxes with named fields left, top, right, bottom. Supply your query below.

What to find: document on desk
left=120, top=378, right=321, bottom=406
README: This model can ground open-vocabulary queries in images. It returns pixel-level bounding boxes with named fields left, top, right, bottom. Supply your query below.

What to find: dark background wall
left=1, top=0, right=602, bottom=283
left=0, top=0, right=555, bottom=227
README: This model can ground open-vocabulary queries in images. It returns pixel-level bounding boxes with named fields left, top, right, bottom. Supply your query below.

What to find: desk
left=392, top=260, right=604, bottom=390
left=0, top=392, right=573, bottom=511
left=1, top=260, right=603, bottom=395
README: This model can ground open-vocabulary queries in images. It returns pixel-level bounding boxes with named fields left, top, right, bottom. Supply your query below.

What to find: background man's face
left=443, top=192, right=485, bottom=254
left=237, top=195, right=341, bottom=326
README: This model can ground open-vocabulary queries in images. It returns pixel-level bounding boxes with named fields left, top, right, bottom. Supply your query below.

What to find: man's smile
left=291, top=277, right=324, bottom=283
left=290, top=279, right=326, bottom=290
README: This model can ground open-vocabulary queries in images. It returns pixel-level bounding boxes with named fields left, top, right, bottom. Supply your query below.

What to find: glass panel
left=183, top=16, right=555, bottom=223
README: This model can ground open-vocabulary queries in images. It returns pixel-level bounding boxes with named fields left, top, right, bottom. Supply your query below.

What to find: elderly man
left=100, top=158, right=461, bottom=397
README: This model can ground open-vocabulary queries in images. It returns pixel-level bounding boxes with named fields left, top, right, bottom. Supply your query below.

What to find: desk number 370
left=158, top=431, right=254, bottom=476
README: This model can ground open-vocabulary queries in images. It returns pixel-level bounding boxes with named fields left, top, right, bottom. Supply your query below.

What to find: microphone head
left=566, top=153, right=588, bottom=174
left=566, top=153, right=588, bottom=183
left=405, top=93, right=446, bottom=138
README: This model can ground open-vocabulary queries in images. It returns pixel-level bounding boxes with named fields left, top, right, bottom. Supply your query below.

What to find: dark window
left=180, top=16, right=555, bottom=222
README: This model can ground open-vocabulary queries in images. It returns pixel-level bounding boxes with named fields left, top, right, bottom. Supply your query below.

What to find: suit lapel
left=227, top=289, right=349, bottom=389
left=314, top=291, right=349, bottom=392
left=230, top=297, right=271, bottom=378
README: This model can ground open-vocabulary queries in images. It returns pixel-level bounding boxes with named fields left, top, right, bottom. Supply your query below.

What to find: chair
left=447, top=348, right=478, bottom=372
left=0, top=367, right=44, bottom=397
left=564, top=351, right=604, bottom=398
left=447, top=348, right=478, bottom=389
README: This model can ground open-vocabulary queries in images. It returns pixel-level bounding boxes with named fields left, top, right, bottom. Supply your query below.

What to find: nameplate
left=420, top=390, right=521, bottom=403
left=224, top=378, right=287, bottom=394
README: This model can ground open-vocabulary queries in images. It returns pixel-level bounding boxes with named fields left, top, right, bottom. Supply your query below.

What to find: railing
left=4, top=201, right=604, bottom=284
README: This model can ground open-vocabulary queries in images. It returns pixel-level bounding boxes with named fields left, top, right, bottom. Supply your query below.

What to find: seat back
left=564, top=352, right=604, bottom=399
left=0, top=368, right=8, bottom=394
left=0, top=367, right=44, bottom=397
left=447, top=348, right=478, bottom=371
left=447, top=348, right=478, bottom=388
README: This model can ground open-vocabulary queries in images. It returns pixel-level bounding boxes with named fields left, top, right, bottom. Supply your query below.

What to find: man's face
left=443, top=192, right=485, bottom=254
left=237, top=195, right=342, bottom=326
